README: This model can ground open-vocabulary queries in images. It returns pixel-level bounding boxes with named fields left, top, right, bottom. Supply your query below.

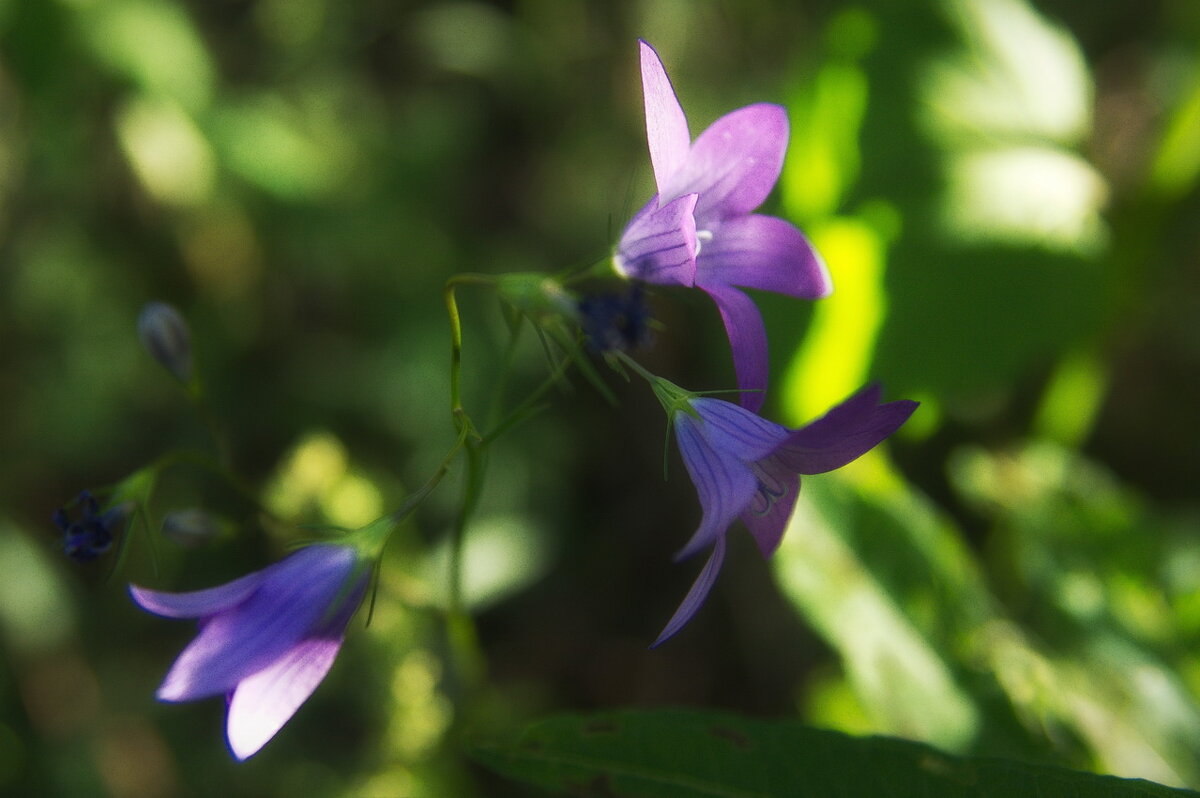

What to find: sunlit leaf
left=923, top=0, right=1090, bottom=143
left=80, top=0, right=215, bottom=111
left=950, top=442, right=1200, bottom=784
left=115, top=95, right=215, bottom=207
left=774, top=469, right=981, bottom=750
left=921, top=0, right=1106, bottom=255
left=1150, top=67, right=1200, bottom=199
left=780, top=214, right=889, bottom=425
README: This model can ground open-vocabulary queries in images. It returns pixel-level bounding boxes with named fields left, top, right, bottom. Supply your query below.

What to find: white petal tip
left=226, top=717, right=276, bottom=761
left=155, top=681, right=187, bottom=703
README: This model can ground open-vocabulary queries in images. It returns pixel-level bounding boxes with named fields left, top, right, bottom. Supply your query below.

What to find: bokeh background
left=2, top=0, right=1199, bottom=795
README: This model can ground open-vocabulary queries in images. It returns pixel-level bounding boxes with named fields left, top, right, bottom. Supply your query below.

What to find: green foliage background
left=1, top=0, right=1199, bottom=795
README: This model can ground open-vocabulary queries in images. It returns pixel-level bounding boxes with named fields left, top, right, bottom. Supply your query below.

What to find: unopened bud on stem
left=162, top=508, right=223, bottom=547
left=137, top=301, right=193, bottom=383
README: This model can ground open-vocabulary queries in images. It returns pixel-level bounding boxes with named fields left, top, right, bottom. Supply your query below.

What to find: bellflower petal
left=690, top=397, right=788, bottom=460
left=674, top=412, right=759, bottom=561
left=701, top=283, right=770, bottom=412
left=131, top=543, right=369, bottom=759
left=615, top=193, right=699, bottom=286
left=131, top=572, right=269, bottom=620
left=155, top=547, right=357, bottom=701
left=225, top=638, right=342, bottom=760
left=618, top=43, right=823, bottom=406
left=696, top=214, right=832, bottom=299
left=638, top=40, right=691, bottom=192
left=774, top=385, right=920, bottom=474
left=657, top=388, right=917, bottom=641
left=661, top=103, right=789, bottom=221
left=652, top=535, right=727, bottom=648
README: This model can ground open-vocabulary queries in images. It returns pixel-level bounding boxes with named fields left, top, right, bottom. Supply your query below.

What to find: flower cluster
left=615, top=41, right=916, bottom=644
left=68, top=39, right=917, bottom=761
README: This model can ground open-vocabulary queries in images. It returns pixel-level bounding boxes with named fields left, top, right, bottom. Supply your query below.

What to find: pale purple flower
left=130, top=544, right=369, bottom=760
left=616, top=40, right=832, bottom=412
left=656, top=385, right=917, bottom=645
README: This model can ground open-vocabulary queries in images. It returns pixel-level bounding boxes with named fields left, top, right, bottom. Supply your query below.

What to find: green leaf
left=470, top=709, right=1198, bottom=798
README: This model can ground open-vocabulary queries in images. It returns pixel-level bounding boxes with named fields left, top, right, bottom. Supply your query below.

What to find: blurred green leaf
left=949, top=442, right=1200, bottom=785
left=470, top=709, right=1199, bottom=798
left=773, top=464, right=983, bottom=750
left=80, top=0, right=215, bottom=111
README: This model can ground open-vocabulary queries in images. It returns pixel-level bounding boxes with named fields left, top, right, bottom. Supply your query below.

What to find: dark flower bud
left=161, top=508, right=222, bottom=547
left=53, top=491, right=132, bottom=563
left=137, top=301, right=193, bottom=383
left=577, top=284, right=653, bottom=353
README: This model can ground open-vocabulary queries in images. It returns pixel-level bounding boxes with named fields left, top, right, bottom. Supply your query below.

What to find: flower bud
left=577, top=284, right=652, bottom=352
left=161, top=508, right=223, bottom=547
left=137, top=301, right=193, bottom=383
left=53, top=492, right=133, bottom=562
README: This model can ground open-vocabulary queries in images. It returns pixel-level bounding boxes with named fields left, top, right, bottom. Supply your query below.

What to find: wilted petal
left=639, top=40, right=691, bottom=193
left=674, top=413, right=758, bottom=561
left=156, top=546, right=357, bottom=701
left=700, top=283, right=769, bottom=413
left=652, top=535, right=727, bottom=647
left=697, top=214, right=832, bottom=299
left=662, top=104, right=788, bottom=221
left=616, top=193, right=699, bottom=286
left=130, top=571, right=265, bottom=619
left=774, top=385, right=919, bottom=474
left=690, top=397, right=787, bottom=460
left=225, top=638, right=342, bottom=760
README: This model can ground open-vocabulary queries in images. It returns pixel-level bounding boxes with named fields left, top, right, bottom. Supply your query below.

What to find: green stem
left=388, top=425, right=471, bottom=525
left=448, top=441, right=485, bottom=615
left=484, top=318, right=525, bottom=433
left=481, top=354, right=572, bottom=445
left=443, top=273, right=496, bottom=437
left=188, top=385, right=234, bottom=471
left=147, top=448, right=274, bottom=524
left=613, top=349, right=658, bottom=383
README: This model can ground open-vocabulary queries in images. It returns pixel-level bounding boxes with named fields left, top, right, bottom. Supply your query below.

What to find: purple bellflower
left=654, top=384, right=917, bottom=646
left=616, top=41, right=832, bottom=412
left=130, top=543, right=370, bottom=760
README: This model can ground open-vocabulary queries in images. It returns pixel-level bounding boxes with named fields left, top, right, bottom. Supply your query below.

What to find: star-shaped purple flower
left=130, top=544, right=369, bottom=759
left=656, top=385, right=917, bottom=645
left=616, top=40, right=832, bottom=412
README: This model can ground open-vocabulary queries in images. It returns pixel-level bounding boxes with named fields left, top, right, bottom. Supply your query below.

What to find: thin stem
left=612, top=349, right=658, bottom=383
left=388, top=425, right=471, bottom=525
left=441, top=273, right=500, bottom=615
left=481, top=354, right=572, bottom=445
left=448, top=441, right=485, bottom=615
left=444, top=281, right=465, bottom=421
left=484, top=316, right=526, bottom=433
left=149, top=449, right=272, bottom=522
left=186, top=383, right=234, bottom=471
left=443, top=273, right=496, bottom=436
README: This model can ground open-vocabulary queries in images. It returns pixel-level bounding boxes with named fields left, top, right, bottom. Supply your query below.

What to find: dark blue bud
left=137, top=301, right=193, bottom=383
left=53, top=491, right=130, bottom=563
left=577, top=285, right=653, bottom=353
